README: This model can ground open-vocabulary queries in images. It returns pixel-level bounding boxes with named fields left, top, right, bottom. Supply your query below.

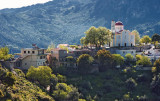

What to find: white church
left=110, top=21, right=135, bottom=47
left=109, top=21, right=136, bottom=57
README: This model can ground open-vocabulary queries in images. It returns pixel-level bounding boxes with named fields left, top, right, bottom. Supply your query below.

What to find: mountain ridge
left=0, top=0, right=160, bottom=52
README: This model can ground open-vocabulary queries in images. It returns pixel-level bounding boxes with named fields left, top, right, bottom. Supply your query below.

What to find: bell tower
left=111, top=20, right=115, bottom=47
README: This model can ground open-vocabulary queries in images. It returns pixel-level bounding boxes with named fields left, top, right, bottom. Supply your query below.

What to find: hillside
left=0, top=0, right=160, bottom=52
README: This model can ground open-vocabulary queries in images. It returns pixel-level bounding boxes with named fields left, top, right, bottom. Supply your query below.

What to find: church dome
left=115, top=21, right=123, bottom=25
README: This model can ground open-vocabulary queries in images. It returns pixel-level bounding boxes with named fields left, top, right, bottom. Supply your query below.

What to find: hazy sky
left=0, top=0, right=52, bottom=10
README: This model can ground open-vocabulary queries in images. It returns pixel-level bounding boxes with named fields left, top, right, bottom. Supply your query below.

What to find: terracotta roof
left=115, top=21, right=123, bottom=25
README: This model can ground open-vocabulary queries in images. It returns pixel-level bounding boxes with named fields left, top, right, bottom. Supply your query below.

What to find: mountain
left=0, top=0, right=160, bottom=52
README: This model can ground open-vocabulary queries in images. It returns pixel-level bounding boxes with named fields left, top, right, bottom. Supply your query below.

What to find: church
left=111, top=21, right=135, bottom=47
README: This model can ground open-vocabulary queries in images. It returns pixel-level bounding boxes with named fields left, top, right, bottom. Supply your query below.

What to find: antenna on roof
left=32, top=44, right=39, bottom=49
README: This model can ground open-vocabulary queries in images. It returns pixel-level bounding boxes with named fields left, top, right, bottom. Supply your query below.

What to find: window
left=24, top=51, right=26, bottom=54
left=40, top=56, right=42, bottom=59
left=123, top=51, right=125, bottom=54
left=118, top=43, right=120, bottom=47
left=125, top=43, right=126, bottom=47
left=25, top=63, right=27, bottom=65
left=43, top=56, right=45, bottom=58
left=32, top=51, right=35, bottom=54
left=28, top=51, right=30, bottom=53
left=131, top=51, right=133, bottom=53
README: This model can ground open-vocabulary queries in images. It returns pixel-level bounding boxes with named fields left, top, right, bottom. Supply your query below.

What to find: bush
left=3, top=72, right=16, bottom=86
left=26, top=66, right=53, bottom=87
left=151, top=73, right=160, bottom=95
left=96, top=49, right=113, bottom=72
left=125, top=78, right=137, bottom=90
left=14, top=69, right=25, bottom=77
left=57, top=74, right=66, bottom=83
left=112, top=54, right=124, bottom=66
left=77, top=54, right=94, bottom=74
left=136, top=55, right=151, bottom=67
left=52, top=83, right=80, bottom=101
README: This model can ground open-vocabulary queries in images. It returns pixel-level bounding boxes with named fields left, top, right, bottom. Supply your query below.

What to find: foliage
left=136, top=55, right=151, bottom=67
left=14, top=69, right=25, bottom=77
left=69, top=45, right=78, bottom=49
left=77, top=54, right=94, bottom=74
left=125, top=53, right=134, bottom=61
left=153, top=58, right=160, bottom=74
left=152, top=33, right=160, bottom=42
left=0, top=67, right=54, bottom=101
left=125, top=78, right=137, bottom=90
left=59, top=45, right=69, bottom=53
left=47, top=55, right=58, bottom=69
left=96, top=49, right=113, bottom=72
left=140, top=35, right=151, bottom=44
left=47, top=42, right=55, bottom=53
left=52, top=83, right=80, bottom=101
left=132, top=30, right=140, bottom=44
left=0, top=47, right=12, bottom=61
left=81, top=26, right=112, bottom=48
left=0, top=66, right=15, bottom=86
left=78, top=99, right=86, bottom=101
left=151, top=73, right=160, bottom=95
left=26, top=66, right=53, bottom=87
left=57, top=74, right=66, bottom=83
left=112, top=54, right=124, bottom=66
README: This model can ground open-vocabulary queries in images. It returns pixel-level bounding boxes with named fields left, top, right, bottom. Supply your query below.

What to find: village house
left=47, top=48, right=94, bottom=68
left=5, top=45, right=48, bottom=70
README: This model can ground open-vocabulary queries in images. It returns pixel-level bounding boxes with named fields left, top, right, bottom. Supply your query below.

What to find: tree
left=26, top=66, right=53, bottom=87
left=0, top=47, right=12, bottom=61
left=140, top=35, right=151, bottom=44
left=81, top=26, right=112, bottom=49
left=136, top=55, right=151, bottom=67
left=152, top=34, right=160, bottom=48
left=77, top=54, right=94, bottom=74
left=80, top=37, right=88, bottom=47
left=152, top=33, right=160, bottom=42
left=97, top=27, right=112, bottom=47
left=112, top=54, right=124, bottom=66
left=47, top=42, right=55, bottom=53
left=85, top=26, right=99, bottom=48
left=96, top=49, right=113, bottom=72
left=52, top=83, right=80, bottom=101
left=132, top=30, right=140, bottom=44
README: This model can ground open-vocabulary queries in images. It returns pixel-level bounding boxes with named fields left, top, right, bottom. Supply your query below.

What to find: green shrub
left=125, top=78, right=137, bottom=90
left=57, top=74, right=66, bottom=83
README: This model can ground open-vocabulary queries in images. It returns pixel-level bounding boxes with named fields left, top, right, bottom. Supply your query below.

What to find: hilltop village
left=1, top=21, right=160, bottom=100
left=1, top=21, right=159, bottom=71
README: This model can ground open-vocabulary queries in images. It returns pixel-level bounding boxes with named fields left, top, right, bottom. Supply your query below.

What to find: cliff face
left=0, top=0, right=160, bottom=52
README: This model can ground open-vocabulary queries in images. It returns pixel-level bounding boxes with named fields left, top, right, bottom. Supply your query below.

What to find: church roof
left=115, top=21, right=123, bottom=25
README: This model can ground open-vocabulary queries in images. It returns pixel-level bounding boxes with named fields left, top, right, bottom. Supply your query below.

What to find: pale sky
left=0, top=0, right=52, bottom=10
